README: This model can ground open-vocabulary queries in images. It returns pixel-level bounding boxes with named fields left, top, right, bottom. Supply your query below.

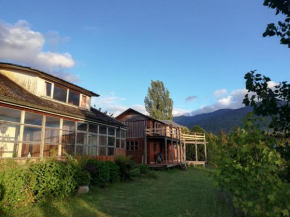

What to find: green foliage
left=114, top=155, right=136, bottom=181
left=74, top=170, right=91, bottom=186
left=0, top=163, right=32, bottom=211
left=213, top=123, right=290, bottom=216
left=29, top=160, right=79, bottom=201
left=144, top=80, right=173, bottom=120
left=106, top=161, right=120, bottom=183
left=83, top=159, right=110, bottom=187
left=139, top=164, right=149, bottom=175
left=243, top=70, right=290, bottom=134
left=263, top=0, right=290, bottom=47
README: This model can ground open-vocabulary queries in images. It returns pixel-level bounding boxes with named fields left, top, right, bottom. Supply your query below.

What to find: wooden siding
left=122, top=120, right=149, bottom=138
left=126, top=138, right=144, bottom=164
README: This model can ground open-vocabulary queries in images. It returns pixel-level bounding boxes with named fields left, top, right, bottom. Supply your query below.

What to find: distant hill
left=173, top=106, right=254, bottom=134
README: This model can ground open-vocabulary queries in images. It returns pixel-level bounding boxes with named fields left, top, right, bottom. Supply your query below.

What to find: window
left=68, top=90, right=80, bottom=106
left=45, top=82, right=52, bottom=97
left=81, top=95, right=87, bottom=108
left=53, top=85, right=67, bottom=103
left=126, top=141, right=139, bottom=151
left=116, top=129, right=126, bottom=149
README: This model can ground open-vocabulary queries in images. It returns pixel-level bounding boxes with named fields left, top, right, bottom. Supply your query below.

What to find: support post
left=171, top=126, right=173, bottom=163
left=144, top=129, right=147, bottom=164
left=205, top=142, right=207, bottom=163
left=195, top=142, right=198, bottom=161
left=164, top=137, right=168, bottom=165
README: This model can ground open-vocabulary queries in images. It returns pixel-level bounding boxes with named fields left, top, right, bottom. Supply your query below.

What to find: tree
left=144, top=80, right=173, bottom=120
left=263, top=0, right=290, bottom=47
left=243, top=71, right=290, bottom=134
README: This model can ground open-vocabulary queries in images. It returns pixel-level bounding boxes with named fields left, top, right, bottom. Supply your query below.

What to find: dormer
left=0, top=62, right=99, bottom=110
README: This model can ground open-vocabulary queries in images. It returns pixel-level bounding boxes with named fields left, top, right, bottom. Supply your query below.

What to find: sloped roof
left=0, top=62, right=99, bottom=97
left=0, top=73, right=126, bottom=128
left=157, top=119, right=184, bottom=128
left=117, top=108, right=183, bottom=128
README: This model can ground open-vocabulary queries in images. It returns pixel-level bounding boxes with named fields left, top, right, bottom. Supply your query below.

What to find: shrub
left=106, top=161, right=120, bottom=183
left=74, top=169, right=91, bottom=186
left=0, top=163, right=32, bottom=211
left=213, top=125, right=290, bottom=217
left=139, top=164, right=149, bottom=175
left=84, top=159, right=110, bottom=187
left=29, top=160, right=79, bottom=202
left=114, top=155, right=136, bottom=181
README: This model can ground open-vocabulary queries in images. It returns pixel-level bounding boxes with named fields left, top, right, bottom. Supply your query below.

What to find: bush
left=74, top=169, right=91, bottom=186
left=0, top=163, right=32, bottom=211
left=29, top=160, right=79, bottom=202
left=115, top=155, right=136, bottom=181
left=213, top=125, right=290, bottom=217
left=84, top=159, right=110, bottom=187
left=106, top=161, right=120, bottom=183
left=139, top=164, right=149, bottom=175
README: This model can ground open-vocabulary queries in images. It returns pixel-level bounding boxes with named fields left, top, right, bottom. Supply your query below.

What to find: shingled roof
left=0, top=73, right=126, bottom=128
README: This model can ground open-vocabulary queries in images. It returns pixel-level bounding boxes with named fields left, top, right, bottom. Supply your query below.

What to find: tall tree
left=144, top=80, right=173, bottom=120
left=263, top=0, right=290, bottom=47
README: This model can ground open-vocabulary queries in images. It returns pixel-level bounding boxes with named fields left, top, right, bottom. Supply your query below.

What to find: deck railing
left=144, top=127, right=206, bottom=143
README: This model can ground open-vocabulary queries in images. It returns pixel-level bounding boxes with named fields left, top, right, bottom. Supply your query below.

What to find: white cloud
left=267, top=81, right=279, bottom=89
left=190, top=89, right=249, bottom=116
left=0, top=20, right=77, bottom=82
left=173, top=108, right=191, bottom=117
left=214, top=88, right=227, bottom=99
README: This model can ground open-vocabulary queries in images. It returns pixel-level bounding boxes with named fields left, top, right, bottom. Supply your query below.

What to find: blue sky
left=0, top=0, right=289, bottom=116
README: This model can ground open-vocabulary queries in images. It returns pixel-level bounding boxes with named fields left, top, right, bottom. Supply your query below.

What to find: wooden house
left=116, top=108, right=207, bottom=167
left=0, top=62, right=127, bottom=161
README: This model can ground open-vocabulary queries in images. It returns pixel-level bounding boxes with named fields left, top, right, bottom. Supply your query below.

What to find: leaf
left=282, top=209, right=289, bottom=217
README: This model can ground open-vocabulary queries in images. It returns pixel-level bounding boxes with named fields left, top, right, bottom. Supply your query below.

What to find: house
left=0, top=62, right=127, bottom=161
left=116, top=108, right=207, bottom=167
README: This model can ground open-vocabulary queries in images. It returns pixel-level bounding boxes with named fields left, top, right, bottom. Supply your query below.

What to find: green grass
left=6, top=168, right=232, bottom=217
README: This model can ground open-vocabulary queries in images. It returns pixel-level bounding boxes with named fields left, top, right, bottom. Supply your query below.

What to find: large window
left=45, top=82, right=52, bottom=97
left=53, top=85, right=67, bottom=103
left=116, top=129, right=126, bottom=149
left=62, top=120, right=75, bottom=156
left=22, top=111, right=43, bottom=157
left=0, top=107, right=21, bottom=158
left=68, top=90, right=80, bottom=106
left=0, top=105, right=123, bottom=159
left=44, top=116, right=61, bottom=157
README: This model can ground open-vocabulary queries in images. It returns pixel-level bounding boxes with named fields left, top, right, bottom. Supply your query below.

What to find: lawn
left=6, top=168, right=232, bottom=217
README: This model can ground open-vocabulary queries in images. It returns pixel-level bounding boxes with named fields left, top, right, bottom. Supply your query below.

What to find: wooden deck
left=148, top=163, right=180, bottom=170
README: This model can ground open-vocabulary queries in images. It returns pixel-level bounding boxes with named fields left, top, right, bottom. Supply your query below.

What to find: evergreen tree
left=144, top=80, right=173, bottom=120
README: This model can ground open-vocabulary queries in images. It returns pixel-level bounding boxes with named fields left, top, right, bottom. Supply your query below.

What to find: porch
left=144, top=127, right=207, bottom=167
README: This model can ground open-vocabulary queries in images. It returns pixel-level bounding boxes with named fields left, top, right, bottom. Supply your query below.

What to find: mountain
left=173, top=106, right=254, bottom=134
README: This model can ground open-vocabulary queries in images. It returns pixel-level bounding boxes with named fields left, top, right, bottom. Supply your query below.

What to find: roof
left=116, top=108, right=158, bottom=121
left=0, top=62, right=99, bottom=97
left=0, top=73, right=126, bottom=128
left=157, top=120, right=184, bottom=128
left=117, top=108, right=183, bottom=128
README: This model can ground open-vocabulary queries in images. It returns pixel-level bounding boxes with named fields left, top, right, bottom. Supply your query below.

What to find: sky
left=0, top=0, right=289, bottom=117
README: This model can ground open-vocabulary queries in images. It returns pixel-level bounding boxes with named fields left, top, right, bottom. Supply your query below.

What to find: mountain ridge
left=173, top=106, right=253, bottom=134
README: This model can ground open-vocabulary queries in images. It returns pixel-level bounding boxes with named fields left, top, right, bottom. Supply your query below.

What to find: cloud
left=185, top=95, right=198, bottom=102
left=267, top=81, right=279, bottom=89
left=0, top=20, right=77, bottom=82
left=214, top=89, right=227, bottom=99
left=44, top=31, right=70, bottom=51
left=189, top=89, right=249, bottom=116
